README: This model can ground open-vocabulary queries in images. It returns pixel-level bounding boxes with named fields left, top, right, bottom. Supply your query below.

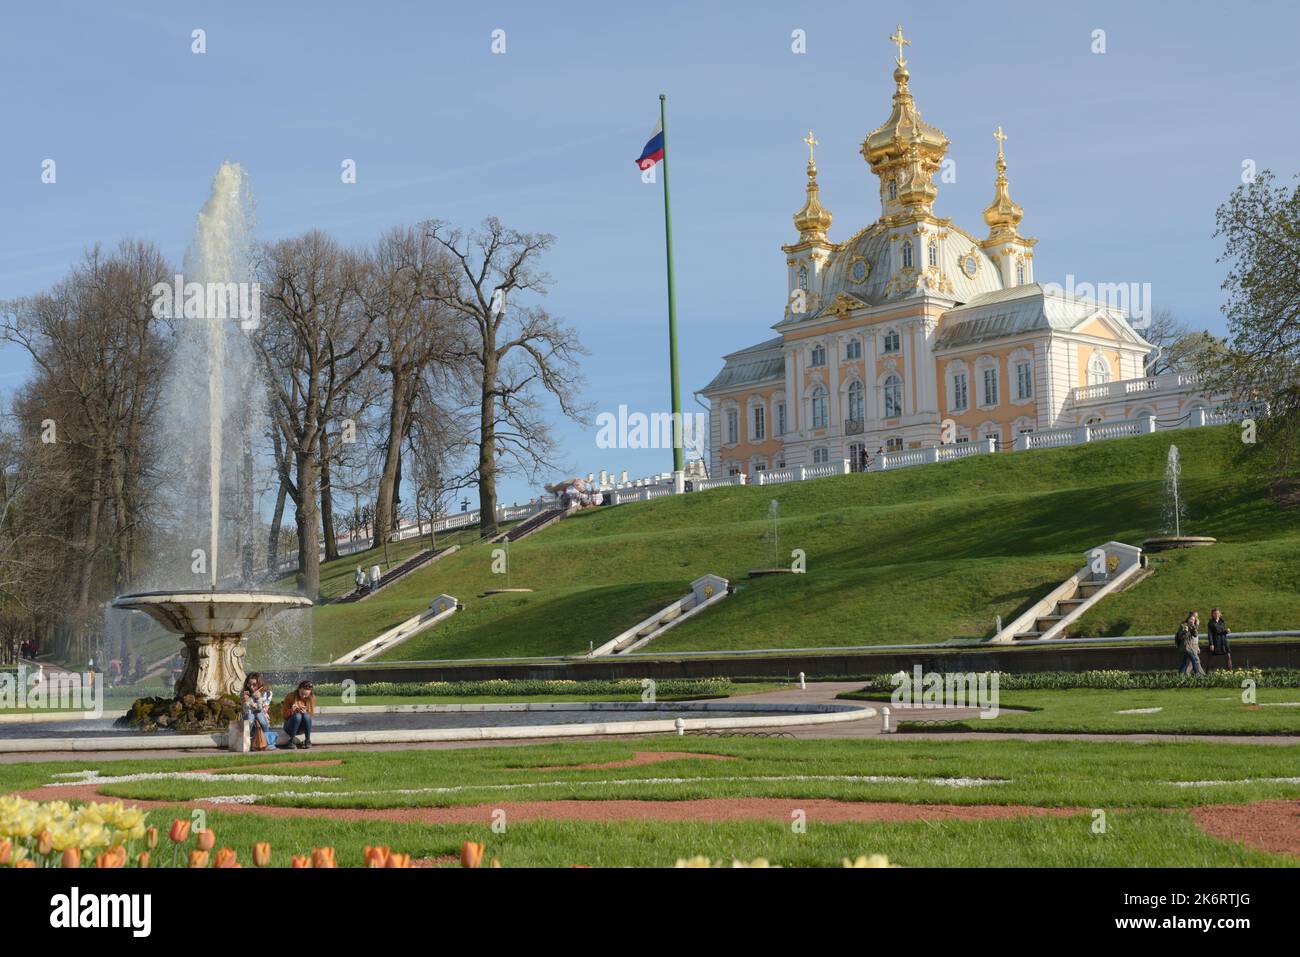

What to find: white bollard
left=881, top=706, right=891, bottom=734
left=674, top=717, right=686, bottom=737
left=798, top=672, right=806, bottom=690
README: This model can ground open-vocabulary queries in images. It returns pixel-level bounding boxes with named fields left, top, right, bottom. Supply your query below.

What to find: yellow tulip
left=145, top=826, right=159, bottom=849
left=188, top=850, right=209, bottom=868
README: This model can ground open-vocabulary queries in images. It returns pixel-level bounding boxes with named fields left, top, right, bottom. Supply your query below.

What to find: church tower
left=980, top=126, right=1036, bottom=286
left=782, top=131, right=835, bottom=320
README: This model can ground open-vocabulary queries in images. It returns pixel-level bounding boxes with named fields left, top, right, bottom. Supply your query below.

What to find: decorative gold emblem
left=848, top=254, right=871, bottom=285
left=959, top=247, right=981, bottom=279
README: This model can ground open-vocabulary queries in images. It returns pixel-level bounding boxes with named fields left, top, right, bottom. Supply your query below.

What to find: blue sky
left=2, top=1, right=1297, bottom=507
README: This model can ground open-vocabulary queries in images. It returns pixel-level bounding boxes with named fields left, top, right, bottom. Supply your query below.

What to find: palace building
left=699, top=28, right=1214, bottom=478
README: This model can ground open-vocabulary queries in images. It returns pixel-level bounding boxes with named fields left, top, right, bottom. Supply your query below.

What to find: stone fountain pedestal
left=112, top=590, right=312, bottom=698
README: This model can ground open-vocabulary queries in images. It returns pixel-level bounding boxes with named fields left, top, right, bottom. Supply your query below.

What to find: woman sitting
left=240, top=673, right=275, bottom=750
left=281, top=680, right=317, bottom=749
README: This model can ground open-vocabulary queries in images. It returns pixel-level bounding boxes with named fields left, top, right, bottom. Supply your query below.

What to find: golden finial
left=803, top=130, right=819, bottom=166
left=994, top=126, right=1007, bottom=160
left=889, top=24, right=911, bottom=68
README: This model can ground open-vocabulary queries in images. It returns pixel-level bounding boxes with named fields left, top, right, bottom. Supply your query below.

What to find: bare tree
left=255, top=232, right=381, bottom=598
left=355, top=226, right=464, bottom=547
left=1142, top=308, right=1220, bottom=376
left=424, top=218, right=588, bottom=537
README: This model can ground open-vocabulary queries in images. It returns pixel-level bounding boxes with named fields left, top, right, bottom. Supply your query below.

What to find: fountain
left=1142, top=444, right=1216, bottom=553
left=111, top=162, right=311, bottom=711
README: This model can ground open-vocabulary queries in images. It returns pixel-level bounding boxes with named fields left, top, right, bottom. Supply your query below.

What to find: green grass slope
left=275, top=426, right=1300, bottom=665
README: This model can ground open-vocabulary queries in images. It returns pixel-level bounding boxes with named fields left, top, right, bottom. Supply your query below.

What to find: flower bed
left=854, top=668, right=1300, bottom=692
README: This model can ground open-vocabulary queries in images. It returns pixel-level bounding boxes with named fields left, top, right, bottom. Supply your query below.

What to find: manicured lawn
left=5, top=735, right=1299, bottom=866
left=870, top=687, right=1300, bottom=735
left=257, top=426, right=1300, bottom=665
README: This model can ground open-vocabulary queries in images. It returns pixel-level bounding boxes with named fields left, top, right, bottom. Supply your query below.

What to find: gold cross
left=803, top=130, right=819, bottom=165
left=994, top=126, right=1007, bottom=158
left=889, top=24, right=910, bottom=67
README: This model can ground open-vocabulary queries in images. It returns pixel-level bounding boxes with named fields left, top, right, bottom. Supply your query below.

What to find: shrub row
left=862, top=668, right=1300, bottom=691
left=308, top=677, right=737, bottom=698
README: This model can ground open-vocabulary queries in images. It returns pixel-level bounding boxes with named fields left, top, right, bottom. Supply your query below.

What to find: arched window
left=797, top=264, right=808, bottom=290
left=847, top=380, right=864, bottom=421
left=1087, top=352, right=1112, bottom=386
left=901, top=240, right=914, bottom=270
left=810, top=344, right=826, bottom=367
left=882, top=375, right=902, bottom=419
left=811, top=386, right=829, bottom=429
left=928, top=239, right=938, bottom=267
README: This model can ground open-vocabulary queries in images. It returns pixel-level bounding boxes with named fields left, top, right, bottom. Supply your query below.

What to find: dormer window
left=797, top=264, right=808, bottom=290
left=901, top=240, right=914, bottom=270
left=928, top=239, right=938, bottom=267
left=888, top=179, right=897, bottom=200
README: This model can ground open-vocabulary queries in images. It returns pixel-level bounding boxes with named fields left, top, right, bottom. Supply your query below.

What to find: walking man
left=1175, top=610, right=1203, bottom=675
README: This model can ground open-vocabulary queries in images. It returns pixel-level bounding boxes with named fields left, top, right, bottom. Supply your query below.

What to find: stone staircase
left=488, top=506, right=569, bottom=544
left=331, top=544, right=461, bottom=604
left=588, top=575, right=730, bottom=656
left=992, top=542, right=1146, bottom=644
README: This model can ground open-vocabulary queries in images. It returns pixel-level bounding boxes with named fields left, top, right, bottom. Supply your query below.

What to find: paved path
left=2, top=682, right=1297, bottom=764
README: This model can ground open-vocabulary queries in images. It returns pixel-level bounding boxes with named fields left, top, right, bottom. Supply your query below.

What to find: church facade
left=700, top=30, right=1213, bottom=478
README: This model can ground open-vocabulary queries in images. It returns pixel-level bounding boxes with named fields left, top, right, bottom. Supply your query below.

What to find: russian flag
left=635, top=121, right=664, bottom=170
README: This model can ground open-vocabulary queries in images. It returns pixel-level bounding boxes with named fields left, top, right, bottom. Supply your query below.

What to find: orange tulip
left=363, top=845, right=390, bottom=868
left=252, top=843, right=272, bottom=867
left=94, top=849, right=125, bottom=869
left=15, top=859, right=35, bottom=868
left=137, top=852, right=151, bottom=869
left=37, top=829, right=53, bottom=855
left=213, top=847, right=240, bottom=869
left=62, top=848, right=82, bottom=869
left=187, top=850, right=209, bottom=868
left=290, top=855, right=310, bottom=869
left=196, top=829, right=216, bottom=852
left=311, top=847, right=336, bottom=869
left=491, top=858, right=502, bottom=868
left=384, top=852, right=411, bottom=868
left=460, top=841, right=485, bottom=869
left=0, top=839, right=13, bottom=865
left=145, top=827, right=159, bottom=849
left=169, top=819, right=191, bottom=843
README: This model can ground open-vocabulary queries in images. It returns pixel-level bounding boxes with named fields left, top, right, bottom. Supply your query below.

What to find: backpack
left=1173, top=624, right=1185, bottom=648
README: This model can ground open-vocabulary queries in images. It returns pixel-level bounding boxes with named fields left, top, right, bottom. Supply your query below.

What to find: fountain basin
left=112, top=590, right=312, bottom=698
left=1142, top=536, right=1217, bottom=553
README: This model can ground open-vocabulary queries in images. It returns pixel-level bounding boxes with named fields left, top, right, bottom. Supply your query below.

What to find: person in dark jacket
left=1207, top=607, right=1232, bottom=670
left=1175, top=610, right=1203, bottom=675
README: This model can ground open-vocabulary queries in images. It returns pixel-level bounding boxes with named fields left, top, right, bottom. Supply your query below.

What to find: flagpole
left=658, top=93, right=685, bottom=483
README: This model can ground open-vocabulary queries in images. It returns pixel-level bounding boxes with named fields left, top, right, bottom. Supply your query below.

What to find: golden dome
left=861, top=28, right=948, bottom=216
left=983, top=126, right=1024, bottom=235
left=792, top=131, right=833, bottom=243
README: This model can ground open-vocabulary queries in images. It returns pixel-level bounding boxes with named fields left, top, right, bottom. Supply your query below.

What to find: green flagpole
left=658, top=93, right=684, bottom=477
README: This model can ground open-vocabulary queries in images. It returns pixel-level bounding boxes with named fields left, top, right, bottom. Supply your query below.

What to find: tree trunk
left=319, top=432, right=339, bottom=563
left=77, top=455, right=106, bottom=618
left=477, top=368, right=498, bottom=538
left=372, top=369, right=409, bottom=548
left=295, top=451, right=321, bottom=599
left=266, top=426, right=289, bottom=573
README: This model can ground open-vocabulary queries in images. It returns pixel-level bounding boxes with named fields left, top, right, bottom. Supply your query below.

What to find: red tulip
left=290, top=855, right=310, bottom=868
left=385, top=852, right=411, bottom=869
left=169, top=819, right=191, bottom=844
left=311, top=847, right=336, bottom=869
left=196, top=828, right=216, bottom=852
left=364, top=845, right=390, bottom=868
left=213, top=847, right=239, bottom=869
left=1, top=839, right=14, bottom=865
